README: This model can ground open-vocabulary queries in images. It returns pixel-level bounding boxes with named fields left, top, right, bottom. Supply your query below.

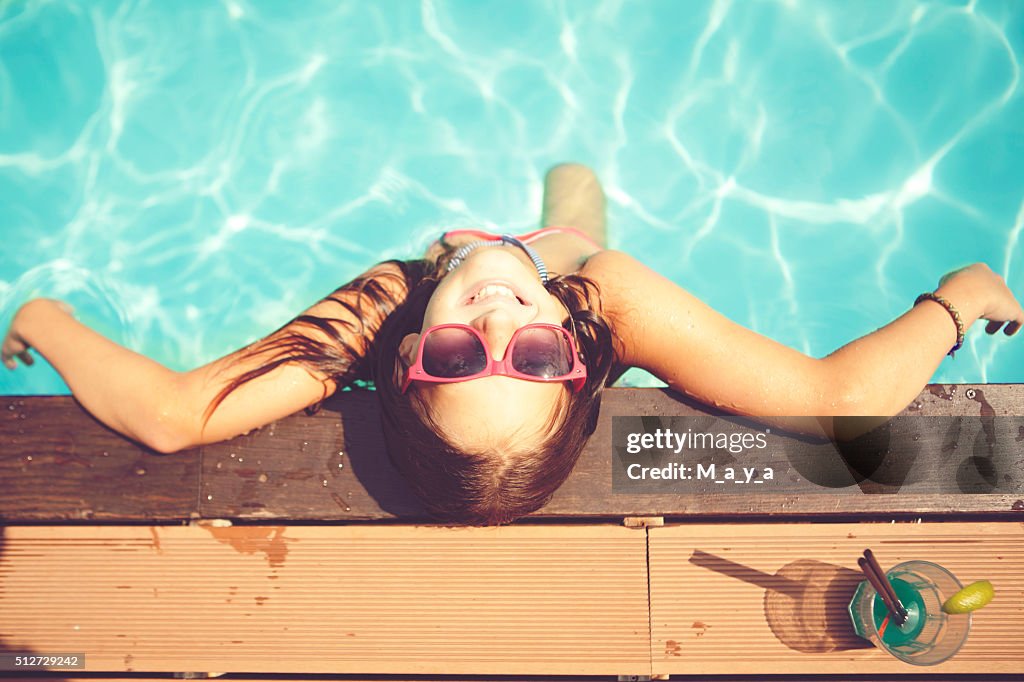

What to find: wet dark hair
left=205, top=251, right=616, bottom=525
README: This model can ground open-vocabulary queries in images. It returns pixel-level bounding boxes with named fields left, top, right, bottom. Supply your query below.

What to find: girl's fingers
left=1006, top=321, right=1021, bottom=336
left=985, top=320, right=1003, bottom=334
left=17, top=350, right=33, bottom=366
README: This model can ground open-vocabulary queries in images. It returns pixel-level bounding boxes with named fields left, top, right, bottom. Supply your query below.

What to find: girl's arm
left=2, top=262, right=408, bottom=452
left=586, top=251, right=1022, bottom=422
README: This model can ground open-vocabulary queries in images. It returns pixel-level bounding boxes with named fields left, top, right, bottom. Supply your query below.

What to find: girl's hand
left=2, top=299, right=74, bottom=369
left=938, top=263, right=1024, bottom=336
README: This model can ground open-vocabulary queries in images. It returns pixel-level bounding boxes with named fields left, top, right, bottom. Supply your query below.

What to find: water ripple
left=1, top=0, right=1021, bottom=395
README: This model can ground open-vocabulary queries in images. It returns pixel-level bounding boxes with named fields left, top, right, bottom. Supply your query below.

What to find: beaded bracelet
left=915, top=292, right=964, bottom=357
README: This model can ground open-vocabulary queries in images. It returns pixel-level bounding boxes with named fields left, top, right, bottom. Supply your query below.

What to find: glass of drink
left=848, top=560, right=972, bottom=665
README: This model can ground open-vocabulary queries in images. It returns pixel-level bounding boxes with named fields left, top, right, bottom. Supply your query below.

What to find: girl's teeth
left=472, top=285, right=518, bottom=303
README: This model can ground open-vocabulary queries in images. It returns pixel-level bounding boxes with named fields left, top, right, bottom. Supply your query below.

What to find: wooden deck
left=0, top=522, right=1021, bottom=676
left=2, top=385, right=1023, bottom=522
left=1, top=385, right=1023, bottom=678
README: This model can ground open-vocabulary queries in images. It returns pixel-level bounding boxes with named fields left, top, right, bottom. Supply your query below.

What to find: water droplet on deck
left=344, top=506, right=351, bottom=512
left=230, top=453, right=236, bottom=458
left=322, top=480, right=328, bottom=487
left=303, top=441, right=309, bottom=447
left=6, top=404, right=14, bottom=411
left=338, top=463, right=344, bottom=469
left=16, top=400, right=24, bottom=406
left=135, top=468, right=146, bottom=476
left=216, top=462, right=222, bottom=469
left=207, top=494, right=213, bottom=500
left=26, top=455, right=33, bottom=461
left=258, top=473, right=268, bottom=483
left=102, top=451, right=109, bottom=457
left=18, top=413, right=26, bottom=419
left=338, top=451, right=345, bottom=457
left=238, top=458, right=244, bottom=463
left=72, top=624, right=80, bottom=631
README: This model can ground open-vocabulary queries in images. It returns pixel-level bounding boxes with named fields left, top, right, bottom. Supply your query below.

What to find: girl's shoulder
left=578, top=249, right=641, bottom=286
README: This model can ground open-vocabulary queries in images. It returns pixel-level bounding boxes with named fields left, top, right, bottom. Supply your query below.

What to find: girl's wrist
left=933, top=277, right=983, bottom=327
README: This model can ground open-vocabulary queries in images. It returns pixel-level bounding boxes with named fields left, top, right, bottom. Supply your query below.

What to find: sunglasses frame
left=401, top=322, right=587, bottom=394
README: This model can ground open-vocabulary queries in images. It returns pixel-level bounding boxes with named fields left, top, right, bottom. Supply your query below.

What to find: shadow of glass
left=690, top=549, right=803, bottom=598
left=690, top=550, right=874, bottom=654
left=764, top=559, right=875, bottom=653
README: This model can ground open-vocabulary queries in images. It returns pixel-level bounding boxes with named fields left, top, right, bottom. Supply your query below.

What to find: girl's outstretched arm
left=587, top=251, right=1023, bottom=422
left=1, top=262, right=407, bottom=452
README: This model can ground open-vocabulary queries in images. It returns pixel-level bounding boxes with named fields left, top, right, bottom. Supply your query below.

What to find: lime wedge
left=942, top=580, right=994, bottom=614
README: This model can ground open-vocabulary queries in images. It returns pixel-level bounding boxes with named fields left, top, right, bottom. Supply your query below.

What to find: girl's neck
left=447, top=236, right=548, bottom=283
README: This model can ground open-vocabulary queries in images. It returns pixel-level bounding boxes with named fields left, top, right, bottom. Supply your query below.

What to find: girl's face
left=399, top=247, right=571, bottom=445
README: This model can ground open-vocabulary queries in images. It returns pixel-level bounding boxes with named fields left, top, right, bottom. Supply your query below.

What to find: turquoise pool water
left=1, top=0, right=1022, bottom=396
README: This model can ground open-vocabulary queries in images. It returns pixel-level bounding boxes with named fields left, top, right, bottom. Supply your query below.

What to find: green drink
left=871, top=577, right=926, bottom=646
left=849, top=560, right=972, bottom=665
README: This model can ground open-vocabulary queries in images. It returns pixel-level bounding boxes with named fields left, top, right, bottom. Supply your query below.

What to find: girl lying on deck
left=4, top=164, right=1023, bottom=524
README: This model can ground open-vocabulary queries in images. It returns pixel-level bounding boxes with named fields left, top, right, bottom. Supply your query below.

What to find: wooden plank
left=0, top=397, right=199, bottom=520
left=648, top=522, right=1024, bottom=675
left=6, top=675, right=1015, bottom=679
left=552, top=386, right=1024, bottom=517
left=0, top=524, right=650, bottom=675
left=0, top=675, right=610, bottom=679
left=199, top=392, right=423, bottom=520
left=2, top=386, right=1023, bottom=522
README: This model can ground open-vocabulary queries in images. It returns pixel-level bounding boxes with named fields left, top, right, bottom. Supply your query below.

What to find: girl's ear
left=398, top=333, right=420, bottom=367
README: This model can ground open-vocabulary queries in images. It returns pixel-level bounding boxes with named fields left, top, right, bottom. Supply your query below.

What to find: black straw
left=859, top=549, right=909, bottom=626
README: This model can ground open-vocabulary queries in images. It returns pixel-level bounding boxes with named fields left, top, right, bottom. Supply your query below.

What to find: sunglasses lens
left=422, top=327, right=488, bottom=378
left=511, top=327, right=573, bottom=378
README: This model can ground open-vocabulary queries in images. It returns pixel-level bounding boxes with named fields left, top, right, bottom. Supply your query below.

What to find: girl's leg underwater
left=541, top=163, right=607, bottom=249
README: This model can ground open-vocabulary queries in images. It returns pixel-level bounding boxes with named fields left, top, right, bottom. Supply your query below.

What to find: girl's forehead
left=414, top=377, right=566, bottom=443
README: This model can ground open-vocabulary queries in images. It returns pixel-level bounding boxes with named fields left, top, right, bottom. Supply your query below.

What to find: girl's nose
left=472, top=313, right=518, bottom=361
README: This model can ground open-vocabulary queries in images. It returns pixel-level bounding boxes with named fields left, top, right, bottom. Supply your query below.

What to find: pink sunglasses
left=401, top=323, right=587, bottom=393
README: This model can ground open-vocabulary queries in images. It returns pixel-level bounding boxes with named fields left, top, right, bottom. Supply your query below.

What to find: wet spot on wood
left=330, top=492, right=349, bottom=513
left=665, top=639, right=682, bottom=656
left=201, top=525, right=293, bottom=567
left=966, top=386, right=996, bottom=417
left=149, top=527, right=163, bottom=553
